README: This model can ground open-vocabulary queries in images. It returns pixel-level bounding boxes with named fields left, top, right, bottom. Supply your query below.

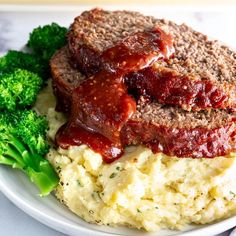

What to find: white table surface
left=0, top=6, right=236, bottom=236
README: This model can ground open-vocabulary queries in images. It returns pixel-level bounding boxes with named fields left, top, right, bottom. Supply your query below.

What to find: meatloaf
left=50, top=46, right=85, bottom=112
left=68, top=8, right=236, bottom=111
left=50, top=46, right=236, bottom=160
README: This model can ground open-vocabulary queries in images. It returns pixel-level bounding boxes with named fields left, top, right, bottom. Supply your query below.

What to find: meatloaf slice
left=121, top=98, right=236, bottom=158
left=50, top=46, right=85, bottom=112
left=50, top=45, right=236, bottom=159
left=68, top=8, right=236, bottom=111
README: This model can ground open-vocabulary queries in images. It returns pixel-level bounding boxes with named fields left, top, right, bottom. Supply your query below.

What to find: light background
left=0, top=0, right=235, bottom=5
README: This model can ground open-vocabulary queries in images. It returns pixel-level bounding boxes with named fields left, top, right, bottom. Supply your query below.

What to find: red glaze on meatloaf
left=121, top=98, right=236, bottom=159
left=68, top=8, right=236, bottom=111
left=51, top=47, right=236, bottom=163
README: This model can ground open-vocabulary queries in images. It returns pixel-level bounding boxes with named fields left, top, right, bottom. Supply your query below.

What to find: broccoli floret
left=0, top=68, right=43, bottom=111
left=12, top=110, right=50, bottom=156
left=27, top=23, right=67, bottom=61
left=0, top=50, right=48, bottom=79
left=0, top=109, right=59, bottom=196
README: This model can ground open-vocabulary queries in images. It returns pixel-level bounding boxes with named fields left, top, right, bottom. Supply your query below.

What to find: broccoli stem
left=9, top=136, right=34, bottom=167
left=27, top=158, right=59, bottom=196
left=0, top=156, right=18, bottom=167
left=4, top=144, right=25, bottom=168
left=0, top=137, right=58, bottom=196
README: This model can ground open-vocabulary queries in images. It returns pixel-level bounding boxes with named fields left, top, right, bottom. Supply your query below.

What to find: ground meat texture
left=125, top=66, right=231, bottom=111
left=51, top=46, right=236, bottom=161
left=121, top=98, right=236, bottom=158
left=50, top=46, right=85, bottom=113
left=56, top=29, right=173, bottom=163
left=68, top=8, right=236, bottom=111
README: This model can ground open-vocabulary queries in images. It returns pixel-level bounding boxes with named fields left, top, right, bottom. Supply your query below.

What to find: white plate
left=0, top=5, right=236, bottom=236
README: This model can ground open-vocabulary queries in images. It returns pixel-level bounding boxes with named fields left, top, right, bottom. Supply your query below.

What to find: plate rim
left=0, top=169, right=114, bottom=236
left=0, top=166, right=236, bottom=236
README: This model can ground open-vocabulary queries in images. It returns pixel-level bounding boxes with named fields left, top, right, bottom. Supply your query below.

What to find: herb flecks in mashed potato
left=36, top=84, right=236, bottom=231
left=47, top=144, right=236, bottom=231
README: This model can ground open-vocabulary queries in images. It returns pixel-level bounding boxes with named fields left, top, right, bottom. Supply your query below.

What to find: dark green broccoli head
left=0, top=109, right=58, bottom=196
left=0, top=50, right=48, bottom=79
left=11, top=110, right=49, bottom=156
left=0, top=111, right=35, bottom=169
left=0, top=110, right=49, bottom=157
left=0, top=68, right=43, bottom=111
left=27, top=22, right=67, bottom=61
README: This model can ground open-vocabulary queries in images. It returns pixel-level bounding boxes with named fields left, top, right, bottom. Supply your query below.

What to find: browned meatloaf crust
left=68, top=8, right=236, bottom=111
left=50, top=46, right=85, bottom=112
left=50, top=46, right=236, bottom=159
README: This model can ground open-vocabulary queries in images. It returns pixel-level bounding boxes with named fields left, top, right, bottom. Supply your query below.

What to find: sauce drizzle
left=56, top=28, right=174, bottom=162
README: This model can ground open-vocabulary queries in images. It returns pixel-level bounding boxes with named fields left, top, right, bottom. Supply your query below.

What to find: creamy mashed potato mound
left=35, top=84, right=236, bottom=231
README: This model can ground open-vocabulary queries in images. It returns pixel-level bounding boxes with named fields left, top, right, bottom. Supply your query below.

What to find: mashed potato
left=35, top=83, right=236, bottom=232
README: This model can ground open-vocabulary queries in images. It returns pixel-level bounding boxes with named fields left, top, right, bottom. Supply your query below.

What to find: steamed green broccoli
left=0, top=109, right=59, bottom=196
left=0, top=22, right=66, bottom=196
left=0, top=50, right=48, bottom=79
left=0, top=68, right=43, bottom=111
left=27, top=23, right=67, bottom=61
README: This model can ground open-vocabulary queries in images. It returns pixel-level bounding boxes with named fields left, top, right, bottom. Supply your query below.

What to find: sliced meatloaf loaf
left=50, top=46, right=236, bottom=160
left=68, top=8, right=236, bottom=111
left=50, top=46, right=85, bottom=112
